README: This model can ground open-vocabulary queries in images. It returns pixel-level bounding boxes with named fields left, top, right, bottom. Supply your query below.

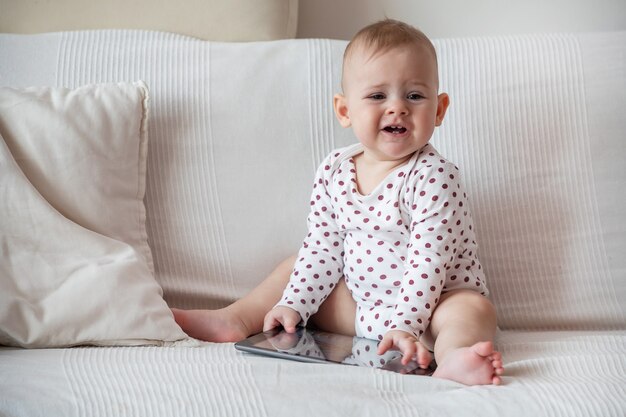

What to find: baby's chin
left=362, top=146, right=419, bottom=164
left=379, top=139, right=426, bottom=156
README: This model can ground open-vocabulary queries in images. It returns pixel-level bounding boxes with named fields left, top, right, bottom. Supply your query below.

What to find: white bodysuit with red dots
left=276, top=143, right=488, bottom=341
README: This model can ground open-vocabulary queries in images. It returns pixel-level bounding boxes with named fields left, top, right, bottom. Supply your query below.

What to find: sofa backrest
left=1, top=31, right=624, bottom=330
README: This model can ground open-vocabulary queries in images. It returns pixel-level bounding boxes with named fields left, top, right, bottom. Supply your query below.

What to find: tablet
left=234, top=327, right=436, bottom=375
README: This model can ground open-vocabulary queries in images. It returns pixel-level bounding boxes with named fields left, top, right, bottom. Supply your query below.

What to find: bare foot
left=432, top=341, right=504, bottom=385
left=171, top=307, right=250, bottom=343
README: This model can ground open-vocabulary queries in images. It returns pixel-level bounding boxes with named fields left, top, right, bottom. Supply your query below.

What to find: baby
left=173, top=19, right=504, bottom=386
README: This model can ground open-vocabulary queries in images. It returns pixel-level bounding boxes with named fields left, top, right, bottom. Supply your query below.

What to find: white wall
left=297, top=0, right=626, bottom=40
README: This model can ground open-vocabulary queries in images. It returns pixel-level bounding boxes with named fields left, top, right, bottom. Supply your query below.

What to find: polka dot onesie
left=276, top=143, right=488, bottom=341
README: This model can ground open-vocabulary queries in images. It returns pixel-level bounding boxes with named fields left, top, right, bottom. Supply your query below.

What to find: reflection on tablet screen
left=234, top=327, right=436, bottom=376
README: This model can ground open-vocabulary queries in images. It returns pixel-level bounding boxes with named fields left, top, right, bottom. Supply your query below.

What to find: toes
left=492, top=375, right=502, bottom=385
left=491, top=357, right=505, bottom=377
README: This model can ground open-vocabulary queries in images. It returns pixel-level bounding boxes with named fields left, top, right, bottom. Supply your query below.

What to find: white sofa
left=0, top=30, right=625, bottom=416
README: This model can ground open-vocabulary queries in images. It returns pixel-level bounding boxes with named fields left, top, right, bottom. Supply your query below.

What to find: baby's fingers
left=280, top=313, right=300, bottom=333
left=377, top=337, right=394, bottom=355
left=263, top=307, right=300, bottom=333
left=398, top=339, right=418, bottom=365
left=263, top=312, right=281, bottom=332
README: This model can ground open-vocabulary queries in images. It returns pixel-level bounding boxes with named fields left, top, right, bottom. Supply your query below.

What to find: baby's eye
left=407, top=92, right=425, bottom=100
left=368, top=93, right=386, bottom=100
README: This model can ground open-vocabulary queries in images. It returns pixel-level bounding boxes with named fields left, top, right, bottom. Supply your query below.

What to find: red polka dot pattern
left=276, top=144, right=488, bottom=341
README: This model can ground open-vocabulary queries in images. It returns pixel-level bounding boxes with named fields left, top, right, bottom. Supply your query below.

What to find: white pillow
left=0, top=82, right=188, bottom=347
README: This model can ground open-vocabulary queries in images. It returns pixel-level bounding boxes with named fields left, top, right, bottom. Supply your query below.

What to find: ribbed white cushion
left=0, top=31, right=624, bottom=331
left=432, top=33, right=626, bottom=329
left=0, top=82, right=187, bottom=347
left=1, top=330, right=625, bottom=417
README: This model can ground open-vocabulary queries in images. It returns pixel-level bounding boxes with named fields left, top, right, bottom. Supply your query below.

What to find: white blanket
left=1, top=330, right=625, bottom=416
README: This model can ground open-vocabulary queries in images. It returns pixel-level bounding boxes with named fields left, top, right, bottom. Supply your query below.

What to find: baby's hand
left=263, top=306, right=302, bottom=333
left=377, top=330, right=432, bottom=368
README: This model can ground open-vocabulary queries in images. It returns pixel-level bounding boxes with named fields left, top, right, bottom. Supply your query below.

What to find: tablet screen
left=234, top=327, right=436, bottom=375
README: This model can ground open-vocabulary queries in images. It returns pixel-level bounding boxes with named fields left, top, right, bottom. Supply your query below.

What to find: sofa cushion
left=0, top=82, right=188, bottom=347
left=431, top=33, right=626, bottom=329
left=0, top=31, right=624, bottom=331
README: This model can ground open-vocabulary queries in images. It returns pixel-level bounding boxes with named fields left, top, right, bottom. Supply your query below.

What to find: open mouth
left=383, top=125, right=407, bottom=134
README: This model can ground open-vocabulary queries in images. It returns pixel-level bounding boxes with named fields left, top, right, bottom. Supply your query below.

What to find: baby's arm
left=273, top=153, right=346, bottom=325
left=384, top=163, right=468, bottom=345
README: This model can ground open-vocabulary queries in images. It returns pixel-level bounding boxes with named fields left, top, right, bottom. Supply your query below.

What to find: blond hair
left=341, top=19, right=438, bottom=89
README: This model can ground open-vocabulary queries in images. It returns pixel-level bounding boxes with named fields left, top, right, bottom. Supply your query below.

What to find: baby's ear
left=333, top=94, right=352, bottom=128
left=435, top=93, right=450, bottom=126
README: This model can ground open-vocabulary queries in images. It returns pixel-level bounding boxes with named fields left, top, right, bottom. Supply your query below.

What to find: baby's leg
left=429, top=290, right=504, bottom=385
left=311, top=285, right=432, bottom=369
left=308, top=278, right=357, bottom=336
left=172, top=255, right=297, bottom=342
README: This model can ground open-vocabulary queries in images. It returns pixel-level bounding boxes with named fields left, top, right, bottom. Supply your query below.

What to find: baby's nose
left=386, top=99, right=409, bottom=115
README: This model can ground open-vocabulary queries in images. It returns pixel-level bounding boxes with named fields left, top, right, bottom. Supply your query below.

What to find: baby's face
left=335, top=43, right=448, bottom=163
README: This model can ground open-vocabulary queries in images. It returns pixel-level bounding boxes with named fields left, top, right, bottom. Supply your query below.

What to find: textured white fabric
left=2, top=30, right=621, bottom=331
left=0, top=330, right=624, bottom=417
left=0, top=29, right=625, bottom=417
left=1, top=31, right=622, bottom=330
left=432, top=33, right=626, bottom=329
left=0, top=0, right=299, bottom=41
left=0, top=82, right=187, bottom=347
